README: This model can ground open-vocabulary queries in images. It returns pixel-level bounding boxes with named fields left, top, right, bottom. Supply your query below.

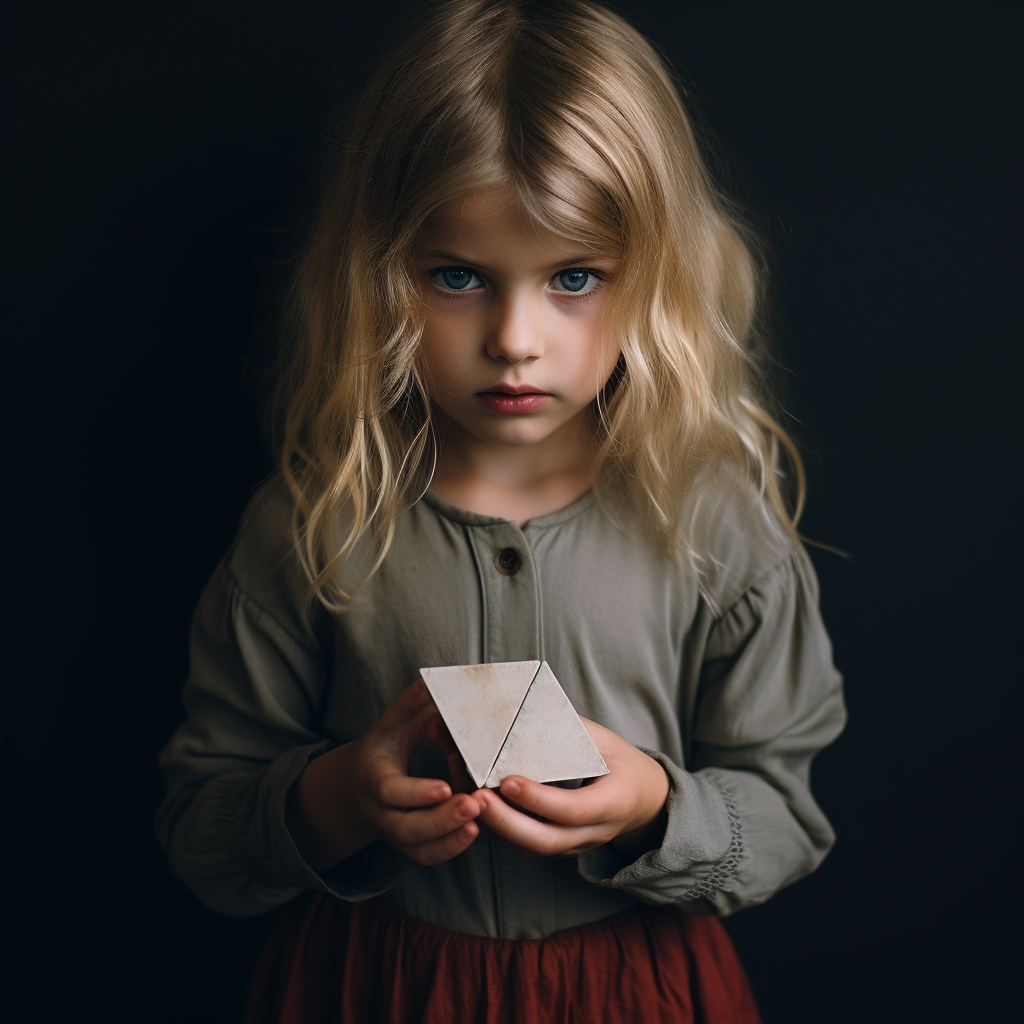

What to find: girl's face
left=414, top=187, right=621, bottom=458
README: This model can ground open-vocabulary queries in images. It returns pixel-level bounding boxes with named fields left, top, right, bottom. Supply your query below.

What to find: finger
left=477, top=789, right=596, bottom=857
left=379, top=792, right=482, bottom=848
left=577, top=715, right=622, bottom=751
left=497, top=774, right=613, bottom=827
left=422, top=711, right=477, bottom=793
left=404, top=702, right=443, bottom=757
left=376, top=678, right=434, bottom=733
left=444, top=749, right=477, bottom=793
left=366, top=754, right=452, bottom=808
left=423, top=712, right=457, bottom=755
left=399, top=820, right=480, bottom=867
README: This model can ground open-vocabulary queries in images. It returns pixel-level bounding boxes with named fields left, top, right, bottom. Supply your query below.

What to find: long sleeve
left=155, top=552, right=402, bottom=919
left=578, top=545, right=846, bottom=915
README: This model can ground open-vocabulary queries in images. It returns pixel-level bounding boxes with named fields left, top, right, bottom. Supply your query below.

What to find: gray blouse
left=156, top=478, right=845, bottom=940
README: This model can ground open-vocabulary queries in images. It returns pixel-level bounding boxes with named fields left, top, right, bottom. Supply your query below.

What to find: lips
left=480, top=384, right=548, bottom=395
left=476, top=384, right=551, bottom=415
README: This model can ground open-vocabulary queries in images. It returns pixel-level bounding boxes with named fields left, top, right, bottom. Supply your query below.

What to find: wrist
left=286, top=742, right=376, bottom=872
left=609, top=759, right=670, bottom=860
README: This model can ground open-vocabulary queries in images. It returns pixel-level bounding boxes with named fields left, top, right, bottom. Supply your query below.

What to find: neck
left=429, top=412, right=598, bottom=525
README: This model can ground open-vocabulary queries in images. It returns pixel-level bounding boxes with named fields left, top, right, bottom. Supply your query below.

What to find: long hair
left=273, top=0, right=805, bottom=609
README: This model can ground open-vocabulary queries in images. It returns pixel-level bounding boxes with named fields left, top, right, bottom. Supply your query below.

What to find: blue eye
left=431, top=267, right=483, bottom=291
left=554, top=270, right=599, bottom=295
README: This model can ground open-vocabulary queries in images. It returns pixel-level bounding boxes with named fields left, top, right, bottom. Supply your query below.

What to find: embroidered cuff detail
left=681, top=779, right=743, bottom=902
left=215, top=779, right=281, bottom=888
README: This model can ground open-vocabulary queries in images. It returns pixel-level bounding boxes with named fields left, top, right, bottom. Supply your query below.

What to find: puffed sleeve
left=155, top=508, right=402, bottom=918
left=578, top=546, right=845, bottom=915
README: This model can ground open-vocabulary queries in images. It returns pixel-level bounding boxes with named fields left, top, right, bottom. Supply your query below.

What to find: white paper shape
left=420, top=661, right=539, bottom=788
left=485, top=662, right=609, bottom=787
left=420, top=661, right=609, bottom=788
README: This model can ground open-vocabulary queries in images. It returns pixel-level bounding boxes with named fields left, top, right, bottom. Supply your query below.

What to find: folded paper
left=420, top=660, right=609, bottom=788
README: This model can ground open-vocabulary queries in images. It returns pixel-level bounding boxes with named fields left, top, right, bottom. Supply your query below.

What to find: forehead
left=422, top=187, right=553, bottom=246
left=418, top=187, right=616, bottom=265
left=426, top=186, right=521, bottom=227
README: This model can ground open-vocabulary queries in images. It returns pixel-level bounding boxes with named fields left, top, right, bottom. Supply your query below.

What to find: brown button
left=495, top=548, right=521, bottom=576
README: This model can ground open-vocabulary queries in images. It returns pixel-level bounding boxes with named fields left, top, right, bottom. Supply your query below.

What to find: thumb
left=375, top=678, right=433, bottom=733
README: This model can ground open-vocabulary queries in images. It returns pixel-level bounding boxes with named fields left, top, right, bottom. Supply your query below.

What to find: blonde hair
left=275, top=0, right=805, bottom=609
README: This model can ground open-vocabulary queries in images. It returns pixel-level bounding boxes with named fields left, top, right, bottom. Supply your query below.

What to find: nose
left=485, top=291, right=544, bottom=364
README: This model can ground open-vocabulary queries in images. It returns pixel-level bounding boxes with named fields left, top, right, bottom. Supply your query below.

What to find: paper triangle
left=420, top=661, right=540, bottom=788
left=485, top=662, right=609, bottom=787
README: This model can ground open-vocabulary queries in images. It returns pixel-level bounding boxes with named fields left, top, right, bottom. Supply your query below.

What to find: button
left=495, top=548, right=521, bottom=576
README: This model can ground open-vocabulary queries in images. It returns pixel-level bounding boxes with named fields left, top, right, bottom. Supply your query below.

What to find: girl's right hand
left=285, top=679, right=484, bottom=872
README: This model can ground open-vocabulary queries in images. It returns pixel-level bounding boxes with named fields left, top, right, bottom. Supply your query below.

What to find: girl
left=157, top=2, right=845, bottom=1021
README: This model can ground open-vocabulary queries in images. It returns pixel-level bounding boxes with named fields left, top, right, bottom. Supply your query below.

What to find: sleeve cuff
left=577, top=748, right=743, bottom=909
left=216, top=740, right=403, bottom=904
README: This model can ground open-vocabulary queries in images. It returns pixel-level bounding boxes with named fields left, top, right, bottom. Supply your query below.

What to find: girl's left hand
left=474, top=718, right=671, bottom=858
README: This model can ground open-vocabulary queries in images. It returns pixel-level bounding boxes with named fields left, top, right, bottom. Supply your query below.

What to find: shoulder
left=686, top=468, right=800, bottom=618
left=226, top=475, right=297, bottom=577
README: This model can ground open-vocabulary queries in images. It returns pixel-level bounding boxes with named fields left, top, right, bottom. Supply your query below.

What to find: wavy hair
left=274, top=0, right=805, bottom=609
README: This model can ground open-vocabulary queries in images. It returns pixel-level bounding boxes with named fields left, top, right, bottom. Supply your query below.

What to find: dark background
left=9, top=1, right=1017, bottom=1021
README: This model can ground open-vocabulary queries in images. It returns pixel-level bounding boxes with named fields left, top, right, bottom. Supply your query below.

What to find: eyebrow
left=413, top=248, right=617, bottom=272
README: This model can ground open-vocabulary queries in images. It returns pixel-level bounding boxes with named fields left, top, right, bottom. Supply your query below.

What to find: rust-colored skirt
left=245, top=893, right=761, bottom=1024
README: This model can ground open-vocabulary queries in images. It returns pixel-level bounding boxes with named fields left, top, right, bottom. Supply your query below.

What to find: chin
left=482, top=425, right=554, bottom=447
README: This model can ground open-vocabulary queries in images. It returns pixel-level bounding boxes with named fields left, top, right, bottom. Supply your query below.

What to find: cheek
left=417, top=319, right=471, bottom=390
left=556, top=296, right=618, bottom=374
left=598, top=333, right=621, bottom=374
left=574, top=323, right=620, bottom=390
left=416, top=337, right=446, bottom=390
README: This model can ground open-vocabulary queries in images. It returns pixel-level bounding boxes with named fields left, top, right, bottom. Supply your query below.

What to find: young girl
left=157, top=2, right=845, bottom=1021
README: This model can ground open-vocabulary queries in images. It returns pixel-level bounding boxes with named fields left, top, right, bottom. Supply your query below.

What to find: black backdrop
left=9, top=2, right=1017, bottom=1021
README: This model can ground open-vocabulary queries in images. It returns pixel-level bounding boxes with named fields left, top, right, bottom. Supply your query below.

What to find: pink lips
left=476, top=385, right=550, bottom=415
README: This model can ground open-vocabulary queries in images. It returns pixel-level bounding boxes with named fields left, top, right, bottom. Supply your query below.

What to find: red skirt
left=245, top=893, right=761, bottom=1024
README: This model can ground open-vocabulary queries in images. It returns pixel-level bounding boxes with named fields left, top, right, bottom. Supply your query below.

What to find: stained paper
left=420, top=661, right=609, bottom=788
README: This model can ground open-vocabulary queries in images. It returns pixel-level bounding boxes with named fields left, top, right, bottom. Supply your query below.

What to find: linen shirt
left=156, top=477, right=845, bottom=939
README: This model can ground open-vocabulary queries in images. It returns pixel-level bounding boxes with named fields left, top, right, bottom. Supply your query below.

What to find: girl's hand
left=286, top=680, right=484, bottom=872
left=474, top=718, right=670, bottom=859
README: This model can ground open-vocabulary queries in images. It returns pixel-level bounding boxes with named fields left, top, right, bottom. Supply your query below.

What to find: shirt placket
left=466, top=522, right=557, bottom=937
left=468, top=522, right=544, bottom=665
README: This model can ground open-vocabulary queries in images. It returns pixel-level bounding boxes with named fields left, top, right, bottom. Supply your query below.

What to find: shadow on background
left=8, top=2, right=1015, bottom=1020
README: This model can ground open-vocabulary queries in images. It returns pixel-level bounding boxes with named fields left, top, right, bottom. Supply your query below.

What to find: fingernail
left=502, top=780, right=520, bottom=797
left=426, top=721, right=440, bottom=742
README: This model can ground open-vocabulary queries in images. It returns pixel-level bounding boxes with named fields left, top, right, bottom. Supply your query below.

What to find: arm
left=581, top=546, right=846, bottom=913
left=155, top=563, right=346, bottom=917
left=478, top=546, right=845, bottom=915
left=156, top=564, right=482, bottom=917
